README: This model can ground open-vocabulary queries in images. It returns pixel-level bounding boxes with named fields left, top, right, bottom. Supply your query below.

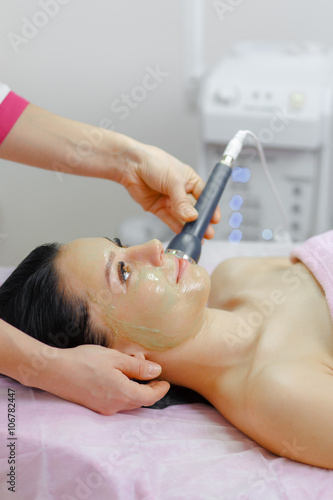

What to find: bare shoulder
left=209, top=257, right=257, bottom=308
left=211, top=256, right=257, bottom=279
left=208, top=256, right=290, bottom=308
left=241, top=361, right=333, bottom=469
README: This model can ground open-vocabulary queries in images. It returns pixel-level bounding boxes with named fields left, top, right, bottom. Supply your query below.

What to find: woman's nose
left=128, top=239, right=164, bottom=267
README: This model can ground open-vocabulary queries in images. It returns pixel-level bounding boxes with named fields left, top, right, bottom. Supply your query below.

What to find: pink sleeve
left=0, top=91, right=29, bottom=145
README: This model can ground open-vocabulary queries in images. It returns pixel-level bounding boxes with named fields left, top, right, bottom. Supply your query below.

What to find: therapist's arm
left=0, top=103, right=219, bottom=237
left=0, top=319, right=170, bottom=414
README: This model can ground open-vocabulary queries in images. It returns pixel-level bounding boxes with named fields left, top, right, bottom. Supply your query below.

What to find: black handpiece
left=166, top=161, right=232, bottom=264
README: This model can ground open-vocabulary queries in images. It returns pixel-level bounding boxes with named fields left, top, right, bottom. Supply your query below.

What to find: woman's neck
left=144, top=307, right=240, bottom=399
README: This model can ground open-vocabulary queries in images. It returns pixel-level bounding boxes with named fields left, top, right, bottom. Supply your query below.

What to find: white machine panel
left=200, top=42, right=333, bottom=242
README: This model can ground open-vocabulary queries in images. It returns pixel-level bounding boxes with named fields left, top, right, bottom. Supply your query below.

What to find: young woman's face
left=58, top=238, right=211, bottom=351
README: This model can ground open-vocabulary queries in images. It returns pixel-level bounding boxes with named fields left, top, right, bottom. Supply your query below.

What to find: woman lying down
left=0, top=231, right=333, bottom=470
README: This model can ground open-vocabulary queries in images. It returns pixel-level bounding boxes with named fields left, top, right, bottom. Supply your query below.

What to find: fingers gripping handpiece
left=166, top=131, right=247, bottom=264
left=166, top=129, right=291, bottom=264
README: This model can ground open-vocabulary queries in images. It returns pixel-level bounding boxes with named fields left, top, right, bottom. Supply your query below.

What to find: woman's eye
left=112, top=237, right=127, bottom=248
left=118, top=261, right=131, bottom=283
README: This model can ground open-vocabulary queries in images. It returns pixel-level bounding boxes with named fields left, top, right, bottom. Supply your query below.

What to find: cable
left=234, top=130, right=292, bottom=243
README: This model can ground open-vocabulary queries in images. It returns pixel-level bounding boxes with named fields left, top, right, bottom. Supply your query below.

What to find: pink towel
left=0, top=91, right=29, bottom=145
left=290, top=230, right=333, bottom=321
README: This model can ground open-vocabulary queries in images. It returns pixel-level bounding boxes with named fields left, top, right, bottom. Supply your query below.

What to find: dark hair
left=0, top=243, right=108, bottom=349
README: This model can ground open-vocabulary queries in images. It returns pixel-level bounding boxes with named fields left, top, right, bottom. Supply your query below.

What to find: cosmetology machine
left=199, top=41, right=333, bottom=243
left=120, top=36, right=333, bottom=248
left=166, top=129, right=286, bottom=263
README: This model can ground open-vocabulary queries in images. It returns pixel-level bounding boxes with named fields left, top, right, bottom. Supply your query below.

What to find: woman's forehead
left=62, top=238, right=110, bottom=258
left=56, top=239, right=105, bottom=280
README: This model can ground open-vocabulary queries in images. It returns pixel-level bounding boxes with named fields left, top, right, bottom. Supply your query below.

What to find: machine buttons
left=251, top=91, right=272, bottom=100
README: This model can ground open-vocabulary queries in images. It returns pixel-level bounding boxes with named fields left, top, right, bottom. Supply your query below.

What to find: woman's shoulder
left=208, top=257, right=258, bottom=309
left=211, top=256, right=290, bottom=281
left=239, top=361, right=333, bottom=468
left=208, top=256, right=290, bottom=309
left=211, top=256, right=258, bottom=277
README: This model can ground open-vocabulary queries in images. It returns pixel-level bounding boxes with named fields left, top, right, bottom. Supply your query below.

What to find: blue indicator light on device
left=229, top=194, right=243, bottom=211
left=229, top=212, right=243, bottom=228
left=228, top=229, right=243, bottom=242
left=231, top=167, right=251, bottom=183
left=262, top=229, right=273, bottom=240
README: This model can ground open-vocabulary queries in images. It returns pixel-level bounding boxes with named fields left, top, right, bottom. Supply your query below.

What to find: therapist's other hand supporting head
left=0, top=318, right=169, bottom=415
left=43, top=345, right=170, bottom=415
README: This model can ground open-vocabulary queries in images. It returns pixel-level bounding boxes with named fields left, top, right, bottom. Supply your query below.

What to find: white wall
left=0, top=0, right=332, bottom=265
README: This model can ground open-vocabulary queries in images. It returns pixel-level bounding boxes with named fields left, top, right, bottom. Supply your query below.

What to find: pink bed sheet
left=0, top=242, right=333, bottom=499
left=1, top=375, right=333, bottom=500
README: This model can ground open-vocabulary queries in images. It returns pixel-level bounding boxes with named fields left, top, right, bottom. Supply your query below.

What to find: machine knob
left=215, top=85, right=239, bottom=105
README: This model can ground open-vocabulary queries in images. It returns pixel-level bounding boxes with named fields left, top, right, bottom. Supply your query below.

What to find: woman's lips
left=176, top=258, right=189, bottom=283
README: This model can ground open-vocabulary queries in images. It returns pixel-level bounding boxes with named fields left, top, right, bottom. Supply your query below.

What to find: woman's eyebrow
left=105, top=251, right=115, bottom=285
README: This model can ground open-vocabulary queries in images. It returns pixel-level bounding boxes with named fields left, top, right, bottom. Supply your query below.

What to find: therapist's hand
left=44, top=345, right=170, bottom=415
left=122, top=143, right=221, bottom=239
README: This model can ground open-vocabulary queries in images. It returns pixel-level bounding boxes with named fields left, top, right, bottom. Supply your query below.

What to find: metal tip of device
left=220, top=154, right=234, bottom=167
left=165, top=249, right=196, bottom=265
